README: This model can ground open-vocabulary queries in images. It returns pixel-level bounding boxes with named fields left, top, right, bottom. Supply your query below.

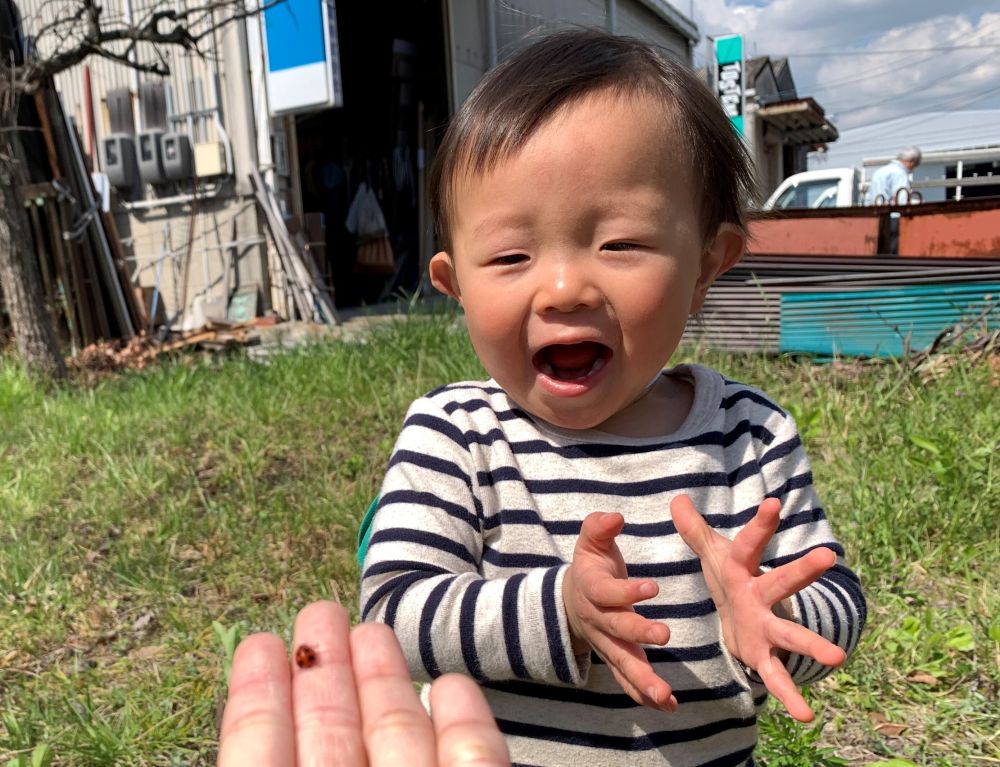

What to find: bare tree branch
left=8, top=0, right=280, bottom=92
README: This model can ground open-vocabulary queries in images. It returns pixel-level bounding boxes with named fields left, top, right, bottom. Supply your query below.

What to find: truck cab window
left=774, top=179, right=841, bottom=209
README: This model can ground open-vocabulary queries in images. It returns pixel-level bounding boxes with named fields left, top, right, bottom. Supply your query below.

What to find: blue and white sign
left=263, top=0, right=343, bottom=115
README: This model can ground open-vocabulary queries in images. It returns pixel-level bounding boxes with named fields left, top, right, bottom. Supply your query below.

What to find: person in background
left=866, top=146, right=922, bottom=204
left=217, top=601, right=509, bottom=767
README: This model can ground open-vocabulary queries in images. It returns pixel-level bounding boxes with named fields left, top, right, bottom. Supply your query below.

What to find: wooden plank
left=25, top=201, right=58, bottom=325
left=44, top=199, right=83, bottom=350
left=101, top=210, right=148, bottom=330
left=249, top=168, right=338, bottom=324
left=20, top=182, right=58, bottom=200
left=42, top=84, right=134, bottom=337
left=62, top=198, right=109, bottom=341
left=249, top=170, right=313, bottom=320
left=33, top=91, right=63, bottom=179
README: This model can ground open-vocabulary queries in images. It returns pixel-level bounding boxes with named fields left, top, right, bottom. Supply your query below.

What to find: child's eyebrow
left=471, top=215, right=532, bottom=240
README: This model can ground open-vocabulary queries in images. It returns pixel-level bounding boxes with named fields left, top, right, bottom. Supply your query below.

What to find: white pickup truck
left=762, top=146, right=1000, bottom=210
left=762, top=168, right=860, bottom=210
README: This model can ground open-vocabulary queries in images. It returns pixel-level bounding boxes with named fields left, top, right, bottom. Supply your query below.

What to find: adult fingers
left=769, top=617, right=847, bottom=669
left=291, top=600, right=367, bottom=767
left=429, top=674, right=511, bottom=767
left=218, top=633, right=295, bottom=767
left=350, top=623, right=437, bottom=767
left=670, top=495, right=714, bottom=559
left=729, top=497, right=782, bottom=572
left=755, top=655, right=815, bottom=723
left=756, top=547, right=837, bottom=606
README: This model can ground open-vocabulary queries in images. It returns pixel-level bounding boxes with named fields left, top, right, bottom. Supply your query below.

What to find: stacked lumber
left=250, top=169, right=338, bottom=326
left=0, top=81, right=142, bottom=350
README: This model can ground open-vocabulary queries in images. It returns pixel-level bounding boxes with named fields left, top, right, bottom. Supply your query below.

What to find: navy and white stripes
left=360, top=364, right=865, bottom=766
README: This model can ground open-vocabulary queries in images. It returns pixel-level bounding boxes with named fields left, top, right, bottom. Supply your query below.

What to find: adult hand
left=562, top=511, right=675, bottom=712
left=671, top=494, right=847, bottom=722
left=218, top=600, right=510, bottom=766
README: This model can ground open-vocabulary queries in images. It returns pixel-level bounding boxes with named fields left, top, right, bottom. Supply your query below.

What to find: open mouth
left=533, top=341, right=612, bottom=382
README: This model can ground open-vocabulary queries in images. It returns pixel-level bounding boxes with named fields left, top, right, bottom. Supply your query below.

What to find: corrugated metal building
left=16, top=0, right=700, bottom=328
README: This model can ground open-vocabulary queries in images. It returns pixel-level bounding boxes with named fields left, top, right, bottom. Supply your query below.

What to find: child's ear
left=691, top=224, right=745, bottom=313
left=429, top=251, right=462, bottom=303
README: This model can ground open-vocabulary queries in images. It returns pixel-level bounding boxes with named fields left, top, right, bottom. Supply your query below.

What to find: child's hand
left=563, top=512, right=675, bottom=712
left=671, top=494, right=847, bottom=723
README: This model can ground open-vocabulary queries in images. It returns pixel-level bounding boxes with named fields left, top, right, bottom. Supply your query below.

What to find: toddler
left=360, top=28, right=865, bottom=766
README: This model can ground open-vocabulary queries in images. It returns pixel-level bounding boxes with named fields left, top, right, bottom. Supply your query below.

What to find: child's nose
left=534, top=262, right=602, bottom=314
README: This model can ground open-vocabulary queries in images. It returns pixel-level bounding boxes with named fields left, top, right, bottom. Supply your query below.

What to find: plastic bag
left=345, top=182, right=388, bottom=242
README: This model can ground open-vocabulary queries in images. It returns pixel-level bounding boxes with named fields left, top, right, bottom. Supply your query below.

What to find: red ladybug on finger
left=294, top=644, right=318, bottom=669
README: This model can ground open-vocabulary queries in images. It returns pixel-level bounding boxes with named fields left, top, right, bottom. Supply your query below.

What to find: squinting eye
left=490, top=254, right=528, bottom=266
left=603, top=242, right=642, bottom=252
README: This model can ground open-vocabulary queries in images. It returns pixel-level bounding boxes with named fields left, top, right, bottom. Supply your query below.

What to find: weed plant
left=1, top=311, right=997, bottom=765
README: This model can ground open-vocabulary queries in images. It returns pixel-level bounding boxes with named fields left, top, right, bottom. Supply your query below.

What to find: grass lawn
left=1, top=312, right=998, bottom=766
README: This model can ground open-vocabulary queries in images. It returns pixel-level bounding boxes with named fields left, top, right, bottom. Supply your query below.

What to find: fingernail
left=647, top=686, right=660, bottom=704
left=668, top=694, right=678, bottom=712
left=639, top=582, right=656, bottom=597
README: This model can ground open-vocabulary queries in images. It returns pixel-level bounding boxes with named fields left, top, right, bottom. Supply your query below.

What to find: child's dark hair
left=431, top=27, right=756, bottom=251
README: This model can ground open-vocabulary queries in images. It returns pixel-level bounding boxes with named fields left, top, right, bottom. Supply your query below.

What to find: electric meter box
left=194, top=141, right=227, bottom=177
left=103, top=134, right=138, bottom=189
left=137, top=130, right=166, bottom=184
left=162, top=133, right=194, bottom=180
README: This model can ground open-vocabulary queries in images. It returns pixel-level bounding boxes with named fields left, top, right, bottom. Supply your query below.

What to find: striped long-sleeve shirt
left=360, top=364, right=866, bottom=767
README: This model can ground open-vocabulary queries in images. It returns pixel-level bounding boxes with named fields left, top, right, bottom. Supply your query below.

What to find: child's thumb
left=671, top=494, right=710, bottom=556
left=576, top=512, right=624, bottom=554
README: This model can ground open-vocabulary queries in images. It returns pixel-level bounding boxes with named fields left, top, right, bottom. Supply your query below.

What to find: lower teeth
left=542, top=356, right=605, bottom=381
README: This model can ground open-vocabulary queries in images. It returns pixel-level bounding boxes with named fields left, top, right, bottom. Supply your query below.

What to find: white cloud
left=690, top=1, right=1000, bottom=128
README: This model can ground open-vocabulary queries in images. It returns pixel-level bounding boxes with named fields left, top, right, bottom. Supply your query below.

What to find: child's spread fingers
left=769, top=618, right=847, bottom=668
left=670, top=494, right=712, bottom=557
left=577, top=512, right=626, bottom=552
left=351, top=623, right=438, bottom=767
left=609, top=665, right=677, bottom=712
left=290, top=601, right=366, bottom=766
left=757, top=547, right=837, bottom=605
left=585, top=575, right=659, bottom=607
left=593, top=608, right=669, bottom=646
left=591, top=635, right=675, bottom=712
left=754, top=656, right=815, bottom=723
left=218, top=633, right=295, bottom=767
left=429, top=674, right=510, bottom=767
left=730, top=498, right=782, bottom=571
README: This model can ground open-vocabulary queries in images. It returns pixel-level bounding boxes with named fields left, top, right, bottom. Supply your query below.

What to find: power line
left=839, top=81, right=1000, bottom=131
left=826, top=57, right=986, bottom=116
left=810, top=21, right=1000, bottom=93
left=771, top=42, right=1000, bottom=56
left=829, top=126, right=1000, bottom=152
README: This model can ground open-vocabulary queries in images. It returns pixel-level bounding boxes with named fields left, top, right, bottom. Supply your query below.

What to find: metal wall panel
left=494, top=0, right=606, bottom=58
left=682, top=255, right=1000, bottom=356
left=19, top=0, right=220, bottom=171
left=779, top=282, right=1000, bottom=358
left=748, top=215, right=882, bottom=256
left=446, top=0, right=490, bottom=111
left=616, top=0, right=689, bottom=59
left=898, top=206, right=1000, bottom=258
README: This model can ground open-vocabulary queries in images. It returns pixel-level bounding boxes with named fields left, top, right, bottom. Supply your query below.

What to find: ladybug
left=294, top=644, right=318, bottom=669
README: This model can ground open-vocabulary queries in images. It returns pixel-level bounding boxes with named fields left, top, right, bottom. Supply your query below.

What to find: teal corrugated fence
left=779, top=283, right=1000, bottom=357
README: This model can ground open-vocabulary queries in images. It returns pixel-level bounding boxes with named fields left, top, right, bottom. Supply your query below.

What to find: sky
left=688, top=0, right=1000, bottom=132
